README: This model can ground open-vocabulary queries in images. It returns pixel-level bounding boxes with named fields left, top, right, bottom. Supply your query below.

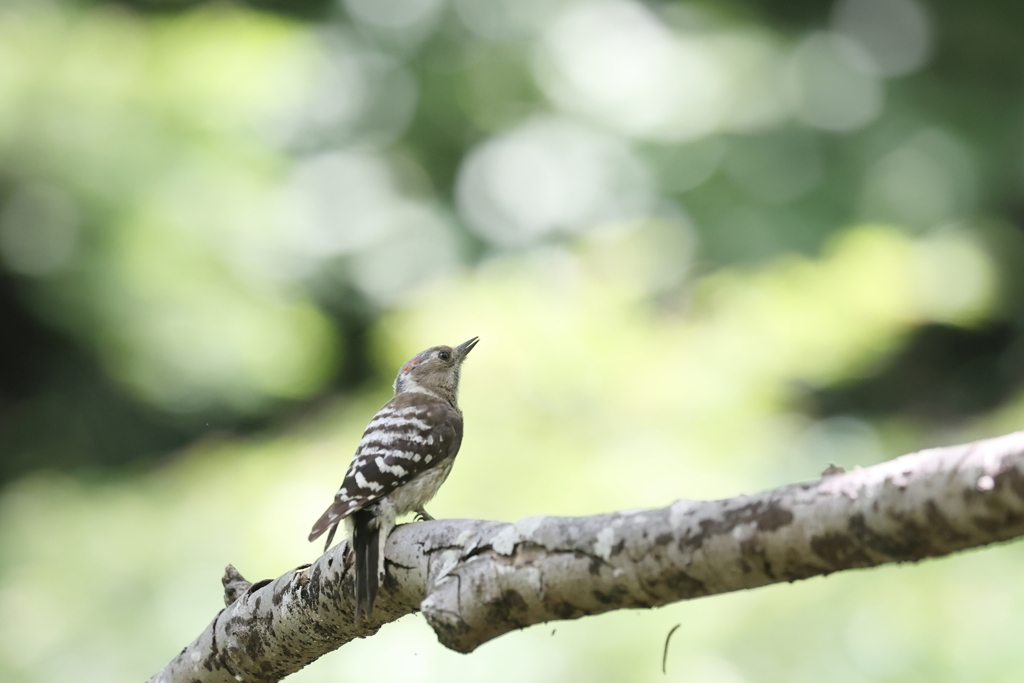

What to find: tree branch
left=148, top=431, right=1024, bottom=683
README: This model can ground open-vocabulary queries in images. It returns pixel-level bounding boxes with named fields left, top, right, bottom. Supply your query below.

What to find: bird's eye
left=438, top=350, right=452, bottom=361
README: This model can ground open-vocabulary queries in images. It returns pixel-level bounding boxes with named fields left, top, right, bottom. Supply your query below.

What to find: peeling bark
left=149, top=431, right=1024, bottom=683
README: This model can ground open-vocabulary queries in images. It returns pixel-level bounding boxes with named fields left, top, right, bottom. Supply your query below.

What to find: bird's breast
left=387, top=457, right=456, bottom=516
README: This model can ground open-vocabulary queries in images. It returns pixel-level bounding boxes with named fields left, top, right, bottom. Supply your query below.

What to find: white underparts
left=388, top=458, right=456, bottom=516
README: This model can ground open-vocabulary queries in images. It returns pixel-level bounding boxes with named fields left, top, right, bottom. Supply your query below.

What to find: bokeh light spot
left=786, top=31, right=883, bottom=131
left=832, top=0, right=933, bottom=77
left=536, top=0, right=729, bottom=141
left=455, top=117, right=654, bottom=246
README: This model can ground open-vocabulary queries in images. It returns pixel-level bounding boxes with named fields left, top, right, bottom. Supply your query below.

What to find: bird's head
left=393, top=337, right=479, bottom=403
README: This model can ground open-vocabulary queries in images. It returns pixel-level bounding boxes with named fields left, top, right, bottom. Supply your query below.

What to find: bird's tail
left=309, top=501, right=344, bottom=545
left=351, top=508, right=380, bottom=622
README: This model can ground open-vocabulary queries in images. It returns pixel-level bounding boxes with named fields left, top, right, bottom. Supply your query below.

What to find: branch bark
left=149, top=430, right=1024, bottom=683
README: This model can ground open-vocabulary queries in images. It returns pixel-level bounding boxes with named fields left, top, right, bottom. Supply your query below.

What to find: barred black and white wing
left=308, top=393, right=463, bottom=545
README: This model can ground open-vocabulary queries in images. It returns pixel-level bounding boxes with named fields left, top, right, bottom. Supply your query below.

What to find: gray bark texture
left=149, top=430, right=1024, bottom=683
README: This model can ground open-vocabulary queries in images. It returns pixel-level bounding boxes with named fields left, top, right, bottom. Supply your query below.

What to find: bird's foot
left=414, top=509, right=435, bottom=522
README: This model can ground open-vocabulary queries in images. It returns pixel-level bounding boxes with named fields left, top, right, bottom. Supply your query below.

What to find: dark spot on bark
left=683, top=498, right=794, bottom=548
left=662, top=571, right=706, bottom=598
left=592, top=585, right=629, bottom=604
left=925, top=501, right=969, bottom=544
left=484, top=589, right=530, bottom=627
left=739, top=539, right=775, bottom=580
left=611, top=539, right=626, bottom=556
left=999, top=467, right=1024, bottom=501
left=588, top=556, right=602, bottom=576
left=758, top=502, right=794, bottom=531
left=655, top=532, right=673, bottom=546
left=810, top=531, right=873, bottom=568
left=973, top=511, right=1024, bottom=533
left=301, top=563, right=323, bottom=610
left=200, top=609, right=226, bottom=672
left=549, top=600, right=578, bottom=619
left=853, top=513, right=923, bottom=559
left=244, top=607, right=279, bottom=672
left=812, top=510, right=952, bottom=569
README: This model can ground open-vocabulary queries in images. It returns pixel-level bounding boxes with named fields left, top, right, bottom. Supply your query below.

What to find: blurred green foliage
left=2, top=0, right=1024, bottom=681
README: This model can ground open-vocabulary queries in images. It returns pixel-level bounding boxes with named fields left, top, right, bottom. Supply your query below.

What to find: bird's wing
left=308, top=396, right=463, bottom=542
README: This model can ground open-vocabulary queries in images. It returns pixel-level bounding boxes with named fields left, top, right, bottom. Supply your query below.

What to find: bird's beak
left=454, top=336, right=479, bottom=361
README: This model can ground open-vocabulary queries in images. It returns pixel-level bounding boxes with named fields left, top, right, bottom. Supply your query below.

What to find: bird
left=309, top=337, right=479, bottom=622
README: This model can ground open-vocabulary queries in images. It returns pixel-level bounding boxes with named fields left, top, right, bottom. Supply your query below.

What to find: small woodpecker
left=309, top=337, right=479, bottom=621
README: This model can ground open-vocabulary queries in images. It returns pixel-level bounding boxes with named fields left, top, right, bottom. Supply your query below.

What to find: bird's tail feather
left=309, top=502, right=343, bottom=543
left=352, top=508, right=379, bottom=622
left=322, top=523, right=338, bottom=553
